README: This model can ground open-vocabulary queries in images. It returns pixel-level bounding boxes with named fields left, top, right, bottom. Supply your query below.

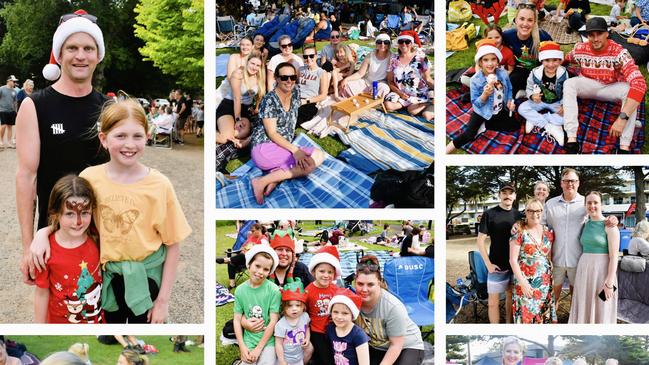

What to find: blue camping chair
left=620, top=228, right=632, bottom=252
left=467, top=250, right=490, bottom=322
left=383, top=256, right=434, bottom=338
left=221, top=220, right=257, bottom=286
left=384, top=14, right=402, bottom=37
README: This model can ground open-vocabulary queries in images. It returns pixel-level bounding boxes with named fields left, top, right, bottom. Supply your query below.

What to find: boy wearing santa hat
left=518, top=41, right=568, bottom=146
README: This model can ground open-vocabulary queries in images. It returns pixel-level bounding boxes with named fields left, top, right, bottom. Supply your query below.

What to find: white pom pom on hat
left=42, top=9, right=105, bottom=81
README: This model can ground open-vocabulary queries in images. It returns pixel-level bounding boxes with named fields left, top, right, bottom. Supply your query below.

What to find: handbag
left=620, top=255, right=647, bottom=272
left=446, top=25, right=469, bottom=52
left=448, top=0, right=473, bottom=23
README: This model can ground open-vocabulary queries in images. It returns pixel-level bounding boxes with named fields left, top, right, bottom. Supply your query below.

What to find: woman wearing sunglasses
left=354, top=255, right=425, bottom=365
left=297, top=47, right=329, bottom=126
left=509, top=198, right=557, bottom=324
left=267, top=35, right=304, bottom=90
left=339, top=33, right=392, bottom=99
left=384, top=33, right=434, bottom=121
left=503, top=3, right=552, bottom=95
left=250, top=62, right=325, bottom=205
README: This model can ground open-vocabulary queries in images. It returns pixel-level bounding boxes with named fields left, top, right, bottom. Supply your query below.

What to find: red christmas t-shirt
left=34, top=234, right=104, bottom=324
left=305, top=282, right=337, bottom=333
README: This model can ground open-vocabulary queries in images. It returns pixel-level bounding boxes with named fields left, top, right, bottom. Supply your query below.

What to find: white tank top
left=367, top=52, right=390, bottom=82
left=221, top=77, right=258, bottom=105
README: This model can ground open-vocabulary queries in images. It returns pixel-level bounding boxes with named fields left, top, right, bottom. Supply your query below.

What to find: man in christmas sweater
left=563, top=17, right=647, bottom=154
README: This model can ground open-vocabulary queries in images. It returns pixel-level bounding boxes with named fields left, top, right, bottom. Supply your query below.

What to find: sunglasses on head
left=278, top=74, right=297, bottom=81
left=397, top=39, right=412, bottom=45
left=303, top=54, right=316, bottom=59
left=356, top=260, right=380, bottom=272
left=331, top=35, right=340, bottom=39
left=280, top=43, right=293, bottom=49
left=517, top=2, right=536, bottom=9
left=60, top=12, right=97, bottom=24
left=376, top=40, right=391, bottom=45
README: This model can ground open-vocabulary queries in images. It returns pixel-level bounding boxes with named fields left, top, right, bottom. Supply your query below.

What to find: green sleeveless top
left=580, top=220, right=608, bottom=254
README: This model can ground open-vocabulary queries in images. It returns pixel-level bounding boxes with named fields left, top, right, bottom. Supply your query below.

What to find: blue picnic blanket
left=336, top=110, right=434, bottom=172
left=216, top=54, right=230, bottom=78
left=299, top=250, right=394, bottom=279
left=216, top=133, right=374, bottom=208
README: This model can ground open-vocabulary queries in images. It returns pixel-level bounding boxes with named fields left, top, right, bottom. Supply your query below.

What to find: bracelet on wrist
left=605, top=282, right=614, bottom=289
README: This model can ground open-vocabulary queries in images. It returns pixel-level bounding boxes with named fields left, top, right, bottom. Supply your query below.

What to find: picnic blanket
left=216, top=54, right=230, bottom=77
left=216, top=283, right=235, bottom=306
left=539, top=18, right=581, bottom=45
left=446, top=87, right=645, bottom=154
left=216, top=133, right=374, bottom=208
left=298, top=250, right=394, bottom=279
left=335, top=109, right=434, bottom=172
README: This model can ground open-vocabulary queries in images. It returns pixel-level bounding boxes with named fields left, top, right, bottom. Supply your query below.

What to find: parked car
left=154, top=98, right=170, bottom=107
left=137, top=98, right=150, bottom=108
left=446, top=223, right=472, bottom=236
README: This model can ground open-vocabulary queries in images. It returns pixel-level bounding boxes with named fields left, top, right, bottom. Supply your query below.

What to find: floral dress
left=387, top=53, right=431, bottom=102
left=511, top=226, right=557, bottom=324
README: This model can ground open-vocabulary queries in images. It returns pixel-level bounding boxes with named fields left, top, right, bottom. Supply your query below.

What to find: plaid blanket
left=298, top=250, right=394, bottom=279
left=336, top=110, right=434, bottom=171
left=216, top=133, right=374, bottom=208
left=446, top=87, right=646, bottom=154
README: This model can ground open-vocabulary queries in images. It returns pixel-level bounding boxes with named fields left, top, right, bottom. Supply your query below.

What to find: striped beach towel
left=337, top=110, right=434, bottom=171
left=299, top=250, right=394, bottom=280
left=216, top=133, right=374, bottom=208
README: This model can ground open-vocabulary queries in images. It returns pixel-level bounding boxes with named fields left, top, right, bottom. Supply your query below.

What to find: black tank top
left=33, top=86, right=109, bottom=228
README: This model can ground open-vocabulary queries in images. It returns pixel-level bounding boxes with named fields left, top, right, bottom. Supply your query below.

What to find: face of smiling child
left=314, top=263, right=335, bottom=287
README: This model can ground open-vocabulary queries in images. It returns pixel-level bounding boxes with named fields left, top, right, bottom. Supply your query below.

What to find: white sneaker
left=545, top=123, right=565, bottom=146
left=525, top=120, right=535, bottom=134
left=477, top=122, right=486, bottom=135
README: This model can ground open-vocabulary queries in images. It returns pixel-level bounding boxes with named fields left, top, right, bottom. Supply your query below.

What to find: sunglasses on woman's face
left=376, top=40, right=391, bottom=45
left=397, top=39, right=412, bottom=45
left=60, top=12, right=97, bottom=24
left=303, top=54, right=316, bottom=59
left=517, top=2, right=536, bottom=9
left=278, top=74, right=297, bottom=82
left=280, top=43, right=293, bottom=49
left=331, top=35, right=340, bottom=39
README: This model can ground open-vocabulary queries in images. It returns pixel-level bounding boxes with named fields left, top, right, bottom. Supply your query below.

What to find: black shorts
left=0, top=111, right=16, bottom=125
left=216, top=98, right=252, bottom=121
left=197, top=120, right=204, bottom=128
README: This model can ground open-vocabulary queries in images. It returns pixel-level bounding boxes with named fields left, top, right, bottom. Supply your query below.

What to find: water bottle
left=372, top=81, right=378, bottom=100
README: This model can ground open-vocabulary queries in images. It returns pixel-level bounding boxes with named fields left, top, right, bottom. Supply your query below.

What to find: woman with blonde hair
left=216, top=50, right=266, bottom=148
left=331, top=43, right=356, bottom=100
left=509, top=198, right=556, bottom=323
left=501, top=336, right=526, bottom=365
left=226, top=36, right=254, bottom=81
left=569, top=191, right=619, bottom=323
left=629, top=220, right=649, bottom=256
left=117, top=349, right=150, bottom=365
left=503, top=3, right=552, bottom=95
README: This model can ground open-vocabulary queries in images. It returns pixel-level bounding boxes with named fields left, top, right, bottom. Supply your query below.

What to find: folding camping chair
left=151, top=118, right=175, bottom=149
left=383, top=14, right=402, bottom=38
left=417, top=14, right=433, bottom=43
left=217, top=16, right=246, bottom=42
left=467, top=250, right=491, bottom=322
left=383, top=256, right=434, bottom=339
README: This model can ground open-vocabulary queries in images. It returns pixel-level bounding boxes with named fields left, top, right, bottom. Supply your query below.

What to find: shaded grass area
left=217, top=38, right=434, bottom=172
left=10, top=336, right=203, bottom=365
left=445, top=1, right=649, bottom=153
left=216, top=220, right=433, bottom=365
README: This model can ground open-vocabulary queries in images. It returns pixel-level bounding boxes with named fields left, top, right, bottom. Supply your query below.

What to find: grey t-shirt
left=298, top=66, right=325, bottom=99
left=320, top=44, right=335, bottom=62
left=274, top=312, right=310, bottom=363
left=0, top=86, right=16, bottom=112
left=355, top=289, right=424, bottom=351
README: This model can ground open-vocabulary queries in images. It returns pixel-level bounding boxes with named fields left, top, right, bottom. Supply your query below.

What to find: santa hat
left=245, top=244, right=279, bottom=274
left=328, top=288, right=362, bottom=320
left=474, top=39, right=502, bottom=63
left=42, top=10, right=105, bottom=81
left=398, top=30, right=421, bottom=48
left=271, top=233, right=295, bottom=253
left=308, top=245, right=342, bottom=279
left=538, top=41, right=563, bottom=61
left=280, top=277, right=307, bottom=304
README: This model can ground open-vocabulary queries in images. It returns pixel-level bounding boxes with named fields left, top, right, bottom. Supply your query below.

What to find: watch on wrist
left=235, top=116, right=241, bottom=122
left=619, top=112, right=629, bottom=121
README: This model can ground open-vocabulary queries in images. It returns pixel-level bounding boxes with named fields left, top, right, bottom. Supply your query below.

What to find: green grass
left=217, top=38, right=434, bottom=171
left=446, top=0, right=649, bottom=153
left=216, top=221, right=434, bottom=365
left=10, top=336, right=203, bottom=365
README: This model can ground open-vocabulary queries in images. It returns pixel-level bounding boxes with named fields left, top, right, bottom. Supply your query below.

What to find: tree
left=561, top=336, right=649, bottom=365
left=134, top=0, right=204, bottom=90
left=447, top=335, right=469, bottom=364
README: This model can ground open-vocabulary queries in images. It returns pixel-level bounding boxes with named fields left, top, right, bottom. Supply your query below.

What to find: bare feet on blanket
left=251, top=178, right=266, bottom=205
left=264, top=182, right=278, bottom=196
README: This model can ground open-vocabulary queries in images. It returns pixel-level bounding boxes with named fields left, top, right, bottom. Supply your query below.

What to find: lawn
left=217, top=36, right=434, bottom=172
left=445, top=0, right=649, bottom=153
left=9, top=336, right=204, bottom=365
left=216, top=220, right=434, bottom=365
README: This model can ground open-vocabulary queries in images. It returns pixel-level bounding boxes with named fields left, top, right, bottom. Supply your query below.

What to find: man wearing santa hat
left=16, top=10, right=109, bottom=284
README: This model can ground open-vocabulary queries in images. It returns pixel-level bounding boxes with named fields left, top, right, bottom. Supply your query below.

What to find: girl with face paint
left=33, top=174, right=103, bottom=323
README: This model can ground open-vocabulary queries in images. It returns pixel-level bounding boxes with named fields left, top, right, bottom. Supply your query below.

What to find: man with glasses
left=267, top=35, right=303, bottom=90
left=476, top=183, right=523, bottom=323
left=297, top=47, right=329, bottom=126
left=562, top=17, right=646, bottom=154
left=319, top=30, right=343, bottom=72
left=16, top=10, right=108, bottom=283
